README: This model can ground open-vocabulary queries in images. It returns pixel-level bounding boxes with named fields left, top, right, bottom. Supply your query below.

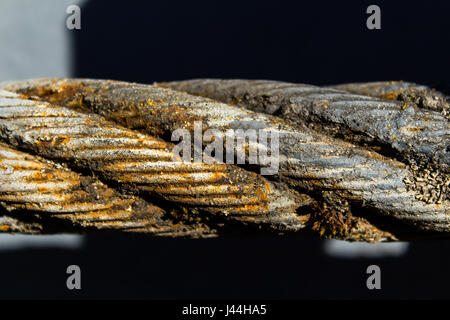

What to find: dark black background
left=74, top=0, right=449, bottom=89
left=1, top=0, right=449, bottom=300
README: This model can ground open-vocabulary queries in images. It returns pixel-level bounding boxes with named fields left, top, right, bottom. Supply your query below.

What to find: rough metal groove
left=0, top=89, right=304, bottom=233
left=3, top=79, right=447, bottom=241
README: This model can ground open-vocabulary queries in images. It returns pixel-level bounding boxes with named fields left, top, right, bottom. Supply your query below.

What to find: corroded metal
left=156, top=80, right=448, bottom=232
left=162, top=79, right=449, bottom=173
left=0, top=141, right=215, bottom=237
left=0, top=89, right=305, bottom=233
left=0, top=214, right=44, bottom=234
left=2, top=79, right=448, bottom=242
left=329, top=81, right=449, bottom=116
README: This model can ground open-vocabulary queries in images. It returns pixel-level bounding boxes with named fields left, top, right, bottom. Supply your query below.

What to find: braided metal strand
left=163, top=79, right=449, bottom=173
left=0, top=141, right=216, bottom=237
left=0, top=214, right=45, bottom=234
left=329, top=81, right=449, bottom=117
left=0, top=89, right=304, bottom=233
left=157, top=80, right=448, bottom=232
left=4, top=79, right=447, bottom=241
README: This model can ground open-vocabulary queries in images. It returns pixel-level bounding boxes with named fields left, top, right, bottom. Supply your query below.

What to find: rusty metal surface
left=162, top=79, right=449, bottom=174
left=2, top=79, right=448, bottom=242
left=329, top=81, right=449, bottom=116
left=153, top=80, right=447, bottom=232
left=0, top=214, right=44, bottom=234
left=0, top=89, right=305, bottom=235
left=0, top=140, right=216, bottom=237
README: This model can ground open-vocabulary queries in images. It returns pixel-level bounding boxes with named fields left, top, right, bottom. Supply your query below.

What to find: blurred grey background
left=0, top=0, right=86, bottom=250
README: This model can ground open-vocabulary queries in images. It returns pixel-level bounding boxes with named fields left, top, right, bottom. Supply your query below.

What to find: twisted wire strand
left=0, top=89, right=303, bottom=232
left=163, top=79, right=449, bottom=173
left=162, top=80, right=449, bottom=210
left=3, top=79, right=446, bottom=237
left=153, top=80, right=447, bottom=232
left=328, top=81, right=449, bottom=116
left=0, top=214, right=44, bottom=234
left=0, top=141, right=215, bottom=236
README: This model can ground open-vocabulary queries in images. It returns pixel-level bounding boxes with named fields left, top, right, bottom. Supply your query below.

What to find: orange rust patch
left=383, top=90, right=403, bottom=100
left=367, top=151, right=387, bottom=161
left=53, top=136, right=70, bottom=145
left=30, top=171, right=54, bottom=181
left=408, top=127, right=425, bottom=132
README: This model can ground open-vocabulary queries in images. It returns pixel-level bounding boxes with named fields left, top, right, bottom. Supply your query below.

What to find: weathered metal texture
left=163, top=79, right=449, bottom=174
left=153, top=80, right=447, bottom=233
left=329, top=81, right=449, bottom=117
left=0, top=214, right=44, bottom=234
left=3, top=79, right=447, bottom=241
left=0, top=89, right=304, bottom=233
left=0, top=140, right=216, bottom=237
